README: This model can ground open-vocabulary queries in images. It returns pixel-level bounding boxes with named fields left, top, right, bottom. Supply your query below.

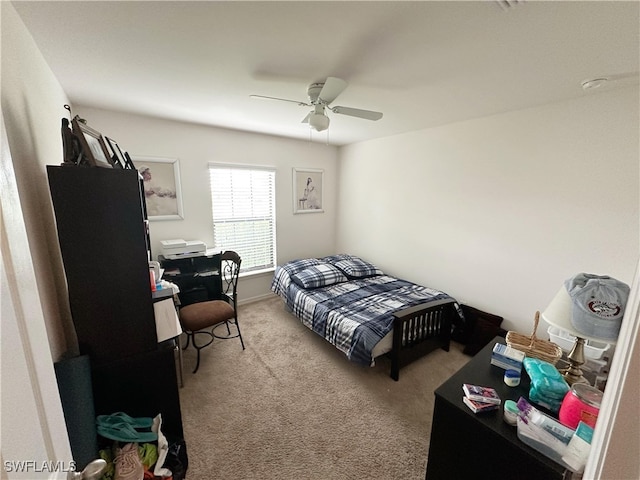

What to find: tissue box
left=491, top=343, right=525, bottom=372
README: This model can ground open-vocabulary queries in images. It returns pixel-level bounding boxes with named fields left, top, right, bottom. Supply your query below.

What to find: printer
left=160, top=239, right=207, bottom=259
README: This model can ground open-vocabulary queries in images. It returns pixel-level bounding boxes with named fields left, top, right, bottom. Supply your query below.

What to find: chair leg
left=212, top=319, right=245, bottom=351
left=235, top=318, right=245, bottom=350
left=192, top=346, right=201, bottom=374
left=182, top=331, right=192, bottom=351
left=190, top=330, right=214, bottom=374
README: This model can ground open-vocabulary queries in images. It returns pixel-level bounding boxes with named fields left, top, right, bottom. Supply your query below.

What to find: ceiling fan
left=250, top=77, right=383, bottom=132
left=580, top=71, right=639, bottom=90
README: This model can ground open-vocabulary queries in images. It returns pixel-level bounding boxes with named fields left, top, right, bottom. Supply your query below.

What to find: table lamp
left=541, top=287, right=616, bottom=386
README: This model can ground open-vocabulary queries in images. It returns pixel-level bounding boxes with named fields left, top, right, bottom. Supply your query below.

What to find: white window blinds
left=208, top=164, right=276, bottom=273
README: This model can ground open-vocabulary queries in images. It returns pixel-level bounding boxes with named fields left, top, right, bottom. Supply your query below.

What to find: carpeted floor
left=178, top=295, right=470, bottom=479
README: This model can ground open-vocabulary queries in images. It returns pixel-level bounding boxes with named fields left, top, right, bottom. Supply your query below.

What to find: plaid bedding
left=291, top=263, right=348, bottom=289
left=271, top=257, right=454, bottom=366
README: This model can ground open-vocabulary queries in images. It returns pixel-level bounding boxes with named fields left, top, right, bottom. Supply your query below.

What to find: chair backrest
left=220, top=250, right=241, bottom=303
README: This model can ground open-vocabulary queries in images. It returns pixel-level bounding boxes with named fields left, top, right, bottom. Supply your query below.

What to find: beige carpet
left=178, top=295, right=469, bottom=479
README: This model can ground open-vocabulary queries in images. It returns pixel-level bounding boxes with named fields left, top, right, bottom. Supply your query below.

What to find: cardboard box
left=491, top=343, right=525, bottom=372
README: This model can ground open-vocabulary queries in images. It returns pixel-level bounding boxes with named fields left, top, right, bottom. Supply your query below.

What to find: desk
left=425, top=337, right=572, bottom=480
left=159, top=252, right=222, bottom=306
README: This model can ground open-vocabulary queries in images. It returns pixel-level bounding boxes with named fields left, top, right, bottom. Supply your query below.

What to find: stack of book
left=462, top=383, right=502, bottom=413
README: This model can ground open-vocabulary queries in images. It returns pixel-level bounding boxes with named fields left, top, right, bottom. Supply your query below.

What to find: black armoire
left=47, top=165, right=186, bottom=474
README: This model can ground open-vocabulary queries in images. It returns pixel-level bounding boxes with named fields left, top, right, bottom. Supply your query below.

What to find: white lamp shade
left=309, top=113, right=330, bottom=131
left=541, top=286, right=617, bottom=345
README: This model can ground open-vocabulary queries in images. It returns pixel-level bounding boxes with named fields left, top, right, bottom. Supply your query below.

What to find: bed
left=271, top=254, right=460, bottom=380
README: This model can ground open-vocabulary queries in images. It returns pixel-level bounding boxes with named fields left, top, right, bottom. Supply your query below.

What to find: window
left=208, top=164, right=276, bottom=273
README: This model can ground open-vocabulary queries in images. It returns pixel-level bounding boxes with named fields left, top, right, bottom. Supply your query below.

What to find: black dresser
left=425, top=336, right=572, bottom=480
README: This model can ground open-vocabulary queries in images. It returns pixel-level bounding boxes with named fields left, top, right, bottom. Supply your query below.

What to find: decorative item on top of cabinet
left=60, top=107, right=136, bottom=170
left=71, top=116, right=113, bottom=168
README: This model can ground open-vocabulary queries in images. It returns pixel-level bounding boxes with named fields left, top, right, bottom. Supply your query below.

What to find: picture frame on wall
left=132, top=156, right=184, bottom=221
left=71, top=117, right=113, bottom=168
left=293, top=168, right=324, bottom=214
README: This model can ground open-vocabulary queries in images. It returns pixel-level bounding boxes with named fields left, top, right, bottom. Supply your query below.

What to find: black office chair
left=178, top=250, right=245, bottom=373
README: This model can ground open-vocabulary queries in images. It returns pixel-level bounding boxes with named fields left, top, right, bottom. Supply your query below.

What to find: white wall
left=75, top=106, right=339, bottom=302
left=337, top=87, right=639, bottom=334
left=1, top=2, right=73, bottom=476
left=337, top=86, right=640, bottom=479
left=1, top=2, right=76, bottom=360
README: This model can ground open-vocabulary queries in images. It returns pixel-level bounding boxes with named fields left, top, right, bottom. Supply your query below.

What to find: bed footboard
left=389, top=299, right=456, bottom=381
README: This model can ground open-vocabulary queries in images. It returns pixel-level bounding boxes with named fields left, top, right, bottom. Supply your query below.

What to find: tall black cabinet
left=48, top=166, right=186, bottom=472
left=48, top=166, right=156, bottom=363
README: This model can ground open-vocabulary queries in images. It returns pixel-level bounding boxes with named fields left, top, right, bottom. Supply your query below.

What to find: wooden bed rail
left=389, top=299, right=456, bottom=381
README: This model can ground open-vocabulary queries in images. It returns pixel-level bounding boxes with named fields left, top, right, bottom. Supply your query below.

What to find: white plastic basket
left=547, top=326, right=610, bottom=360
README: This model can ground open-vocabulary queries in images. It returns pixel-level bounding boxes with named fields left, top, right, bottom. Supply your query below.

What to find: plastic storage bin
left=547, top=326, right=610, bottom=360
left=516, top=416, right=577, bottom=472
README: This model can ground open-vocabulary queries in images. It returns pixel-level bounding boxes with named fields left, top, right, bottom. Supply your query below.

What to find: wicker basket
left=506, top=311, right=563, bottom=365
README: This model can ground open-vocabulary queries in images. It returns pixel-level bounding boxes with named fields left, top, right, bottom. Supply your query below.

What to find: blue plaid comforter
left=271, top=257, right=454, bottom=366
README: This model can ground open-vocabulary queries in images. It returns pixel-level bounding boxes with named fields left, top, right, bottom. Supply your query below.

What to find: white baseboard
left=238, top=292, right=278, bottom=306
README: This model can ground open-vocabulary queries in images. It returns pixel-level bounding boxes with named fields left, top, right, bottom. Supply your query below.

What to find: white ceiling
left=13, top=1, right=640, bottom=146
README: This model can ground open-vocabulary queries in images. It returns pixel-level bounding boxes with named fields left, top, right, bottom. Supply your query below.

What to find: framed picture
left=104, top=137, right=128, bottom=169
left=123, top=151, right=137, bottom=170
left=71, top=117, right=113, bottom=168
left=293, top=168, right=324, bottom=214
left=132, top=156, right=184, bottom=221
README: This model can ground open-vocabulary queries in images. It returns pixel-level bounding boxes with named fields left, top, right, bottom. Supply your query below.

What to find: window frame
left=208, top=163, right=277, bottom=275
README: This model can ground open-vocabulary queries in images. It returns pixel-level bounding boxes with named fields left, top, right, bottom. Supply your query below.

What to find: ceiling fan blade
left=580, top=71, right=639, bottom=90
left=301, top=112, right=311, bottom=124
left=331, top=106, right=383, bottom=121
left=250, top=94, right=310, bottom=106
left=318, top=77, right=348, bottom=104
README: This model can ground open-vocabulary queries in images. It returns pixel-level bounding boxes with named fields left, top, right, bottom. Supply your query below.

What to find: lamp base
left=558, top=366, right=591, bottom=386
left=558, top=336, right=591, bottom=386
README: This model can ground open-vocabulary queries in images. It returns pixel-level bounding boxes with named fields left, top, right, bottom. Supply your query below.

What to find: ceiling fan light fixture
left=581, top=78, right=608, bottom=90
left=309, top=112, right=330, bottom=132
left=251, top=76, right=383, bottom=134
